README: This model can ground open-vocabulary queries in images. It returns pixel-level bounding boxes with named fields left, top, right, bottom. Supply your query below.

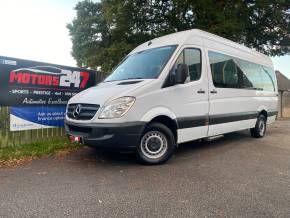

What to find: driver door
left=162, top=46, right=210, bottom=143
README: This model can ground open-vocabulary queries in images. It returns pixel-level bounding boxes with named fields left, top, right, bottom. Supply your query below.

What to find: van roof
left=130, top=29, right=272, bottom=68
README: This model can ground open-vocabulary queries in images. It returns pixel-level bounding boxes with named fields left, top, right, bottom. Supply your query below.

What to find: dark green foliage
left=67, top=0, right=290, bottom=73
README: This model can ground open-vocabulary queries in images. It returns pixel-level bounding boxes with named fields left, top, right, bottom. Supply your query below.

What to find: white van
left=65, top=29, right=278, bottom=164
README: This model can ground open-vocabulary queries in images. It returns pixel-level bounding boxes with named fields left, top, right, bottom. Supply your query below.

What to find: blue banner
left=10, top=106, right=66, bottom=131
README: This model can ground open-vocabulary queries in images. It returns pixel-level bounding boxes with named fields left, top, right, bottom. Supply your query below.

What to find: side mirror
left=175, top=64, right=188, bottom=84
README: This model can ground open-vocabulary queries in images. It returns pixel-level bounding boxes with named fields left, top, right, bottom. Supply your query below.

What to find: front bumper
left=64, top=119, right=146, bottom=150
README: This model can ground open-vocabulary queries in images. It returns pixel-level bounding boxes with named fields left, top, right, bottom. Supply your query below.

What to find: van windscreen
left=105, top=45, right=177, bottom=82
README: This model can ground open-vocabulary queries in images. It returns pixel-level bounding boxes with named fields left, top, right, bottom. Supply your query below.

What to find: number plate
left=69, top=135, right=82, bottom=143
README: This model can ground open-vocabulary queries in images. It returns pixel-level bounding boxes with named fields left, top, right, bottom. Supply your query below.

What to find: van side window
left=261, top=67, right=276, bottom=91
left=236, top=60, right=262, bottom=90
left=208, top=52, right=239, bottom=88
left=174, top=48, right=201, bottom=83
left=236, top=58, right=275, bottom=91
left=223, top=59, right=239, bottom=88
left=209, top=51, right=275, bottom=91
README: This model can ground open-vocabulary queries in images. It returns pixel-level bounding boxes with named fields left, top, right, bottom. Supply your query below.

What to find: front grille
left=67, top=103, right=99, bottom=120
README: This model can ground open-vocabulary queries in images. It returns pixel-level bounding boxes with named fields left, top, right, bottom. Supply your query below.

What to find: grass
left=0, top=138, right=82, bottom=166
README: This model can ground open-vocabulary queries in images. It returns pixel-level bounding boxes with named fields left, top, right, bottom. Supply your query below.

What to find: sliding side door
left=206, top=51, right=258, bottom=136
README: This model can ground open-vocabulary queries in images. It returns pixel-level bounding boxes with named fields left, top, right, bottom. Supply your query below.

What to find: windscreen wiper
left=123, top=77, right=144, bottom=80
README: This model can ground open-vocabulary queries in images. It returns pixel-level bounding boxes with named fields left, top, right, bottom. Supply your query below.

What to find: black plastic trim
left=176, top=116, right=207, bottom=129
left=175, top=111, right=271, bottom=129
left=67, top=103, right=99, bottom=120
left=268, top=110, right=278, bottom=117
left=117, top=80, right=142, bottom=85
left=209, top=111, right=258, bottom=125
left=65, top=119, right=146, bottom=150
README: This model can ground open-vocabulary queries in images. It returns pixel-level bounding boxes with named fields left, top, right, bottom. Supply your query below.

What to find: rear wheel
left=251, top=114, right=267, bottom=138
left=136, top=122, right=175, bottom=165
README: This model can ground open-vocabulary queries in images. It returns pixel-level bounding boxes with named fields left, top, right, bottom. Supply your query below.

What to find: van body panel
left=208, top=119, right=257, bottom=136
left=68, top=79, right=154, bottom=107
left=267, top=115, right=277, bottom=124
left=140, top=107, right=177, bottom=122
left=203, top=40, right=273, bottom=68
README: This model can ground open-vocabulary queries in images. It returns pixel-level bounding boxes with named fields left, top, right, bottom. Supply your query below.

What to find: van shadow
left=79, top=130, right=251, bottom=166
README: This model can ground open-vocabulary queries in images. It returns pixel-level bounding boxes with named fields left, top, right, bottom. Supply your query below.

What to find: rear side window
left=208, top=51, right=276, bottom=91
left=261, top=67, right=276, bottom=91
left=173, top=48, right=202, bottom=83
left=208, top=52, right=239, bottom=88
left=236, top=59, right=263, bottom=90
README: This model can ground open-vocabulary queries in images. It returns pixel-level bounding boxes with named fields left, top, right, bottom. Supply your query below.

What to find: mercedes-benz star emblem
left=73, top=104, right=82, bottom=118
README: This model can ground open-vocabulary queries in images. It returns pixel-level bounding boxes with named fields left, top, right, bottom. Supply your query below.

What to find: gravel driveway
left=0, top=120, right=290, bottom=218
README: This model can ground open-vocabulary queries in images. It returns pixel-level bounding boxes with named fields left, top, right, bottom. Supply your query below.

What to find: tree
left=67, top=0, right=290, bottom=73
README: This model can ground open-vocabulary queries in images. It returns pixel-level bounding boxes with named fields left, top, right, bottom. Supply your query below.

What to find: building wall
left=281, top=91, right=290, bottom=118
left=276, top=71, right=290, bottom=118
left=278, top=92, right=282, bottom=117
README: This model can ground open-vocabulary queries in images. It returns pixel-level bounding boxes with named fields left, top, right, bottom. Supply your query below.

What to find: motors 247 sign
left=0, top=56, right=96, bottom=106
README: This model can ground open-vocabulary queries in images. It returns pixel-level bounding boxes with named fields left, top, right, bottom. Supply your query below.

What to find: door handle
left=197, top=90, right=206, bottom=94
left=210, top=90, right=218, bottom=94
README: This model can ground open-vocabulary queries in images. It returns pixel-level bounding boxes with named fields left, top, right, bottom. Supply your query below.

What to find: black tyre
left=251, top=114, right=267, bottom=138
left=136, top=122, right=176, bottom=165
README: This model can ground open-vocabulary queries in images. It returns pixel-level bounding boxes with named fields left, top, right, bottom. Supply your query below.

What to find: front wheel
left=251, top=114, right=267, bottom=138
left=136, top=122, right=175, bottom=165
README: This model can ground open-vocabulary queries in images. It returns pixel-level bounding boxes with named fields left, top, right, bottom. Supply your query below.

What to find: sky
left=0, top=0, right=289, bottom=78
left=0, top=0, right=79, bottom=66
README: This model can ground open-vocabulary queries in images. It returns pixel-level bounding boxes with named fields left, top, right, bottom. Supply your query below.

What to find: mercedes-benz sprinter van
left=65, top=29, right=278, bottom=164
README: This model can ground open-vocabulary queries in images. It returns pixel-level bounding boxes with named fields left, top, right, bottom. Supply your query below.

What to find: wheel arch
left=148, top=115, right=178, bottom=143
left=257, top=106, right=269, bottom=121
left=259, top=109, right=268, bottom=121
left=140, top=107, right=178, bottom=144
left=140, top=107, right=177, bottom=122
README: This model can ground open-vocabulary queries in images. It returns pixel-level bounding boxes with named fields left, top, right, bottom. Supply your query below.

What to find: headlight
left=99, top=96, right=136, bottom=119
